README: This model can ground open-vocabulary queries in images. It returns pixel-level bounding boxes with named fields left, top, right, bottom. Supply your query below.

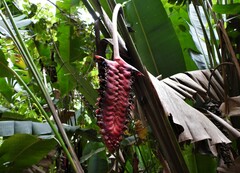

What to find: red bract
left=95, top=55, right=138, bottom=152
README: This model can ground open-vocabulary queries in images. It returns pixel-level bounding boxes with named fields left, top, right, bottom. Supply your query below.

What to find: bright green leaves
left=0, top=50, right=17, bottom=103
left=0, top=79, right=14, bottom=103
left=213, top=3, right=240, bottom=14
left=55, top=0, right=97, bottom=105
left=56, top=0, right=75, bottom=96
left=0, top=134, right=57, bottom=173
left=183, top=144, right=217, bottom=173
left=162, top=3, right=198, bottom=71
left=122, top=0, right=186, bottom=77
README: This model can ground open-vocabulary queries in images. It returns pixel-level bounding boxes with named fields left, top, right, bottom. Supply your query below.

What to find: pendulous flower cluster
left=95, top=55, right=138, bottom=152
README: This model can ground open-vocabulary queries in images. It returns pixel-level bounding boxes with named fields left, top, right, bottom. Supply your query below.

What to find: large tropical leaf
left=55, top=0, right=74, bottom=95
left=145, top=69, right=240, bottom=172
left=147, top=68, right=240, bottom=154
left=121, top=0, right=186, bottom=77
left=0, top=134, right=56, bottom=173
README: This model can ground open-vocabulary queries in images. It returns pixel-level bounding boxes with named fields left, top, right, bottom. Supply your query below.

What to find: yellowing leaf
left=135, top=120, right=148, bottom=140
left=14, top=54, right=27, bottom=69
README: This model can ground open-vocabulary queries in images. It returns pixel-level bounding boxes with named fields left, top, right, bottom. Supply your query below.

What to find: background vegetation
left=0, top=0, right=240, bottom=172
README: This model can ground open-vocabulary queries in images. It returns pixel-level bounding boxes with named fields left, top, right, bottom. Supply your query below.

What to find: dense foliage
left=0, top=0, right=240, bottom=173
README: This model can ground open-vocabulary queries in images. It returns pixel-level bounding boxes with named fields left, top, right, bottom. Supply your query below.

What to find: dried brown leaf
left=149, top=73, right=230, bottom=145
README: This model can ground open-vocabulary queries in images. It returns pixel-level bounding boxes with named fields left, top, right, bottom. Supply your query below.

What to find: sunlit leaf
left=162, top=3, right=198, bottom=71
left=0, top=78, right=14, bottom=102
left=188, top=4, right=210, bottom=69
left=55, top=0, right=97, bottom=105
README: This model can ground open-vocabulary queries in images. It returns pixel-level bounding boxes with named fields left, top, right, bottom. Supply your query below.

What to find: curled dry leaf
left=147, top=70, right=231, bottom=150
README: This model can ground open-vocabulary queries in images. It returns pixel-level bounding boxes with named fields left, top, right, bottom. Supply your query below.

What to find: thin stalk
left=86, top=0, right=127, bottom=53
left=1, top=1, right=83, bottom=172
left=81, top=0, right=110, bottom=38
left=192, top=4, right=214, bottom=68
left=199, top=0, right=221, bottom=66
left=207, top=62, right=233, bottom=98
left=132, top=131, right=148, bottom=172
left=217, top=21, right=240, bottom=80
left=112, top=4, right=121, bottom=59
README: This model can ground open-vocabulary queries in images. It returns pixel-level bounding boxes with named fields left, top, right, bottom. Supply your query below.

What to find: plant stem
left=112, top=4, right=122, bottom=59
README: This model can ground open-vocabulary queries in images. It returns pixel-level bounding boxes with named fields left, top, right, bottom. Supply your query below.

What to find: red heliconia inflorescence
left=95, top=3, right=142, bottom=152
left=95, top=55, right=139, bottom=152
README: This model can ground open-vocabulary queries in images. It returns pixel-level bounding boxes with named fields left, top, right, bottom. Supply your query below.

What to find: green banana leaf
left=55, top=0, right=74, bottom=95
left=120, top=0, right=187, bottom=77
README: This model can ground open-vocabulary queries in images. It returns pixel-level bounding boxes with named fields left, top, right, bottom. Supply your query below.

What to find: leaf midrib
left=132, top=0, right=160, bottom=75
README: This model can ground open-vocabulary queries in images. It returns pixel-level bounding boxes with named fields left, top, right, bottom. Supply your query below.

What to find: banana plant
left=0, top=0, right=240, bottom=172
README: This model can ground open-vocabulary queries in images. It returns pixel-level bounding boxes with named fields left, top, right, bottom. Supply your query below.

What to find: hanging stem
left=112, top=4, right=122, bottom=59
left=217, top=21, right=240, bottom=80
